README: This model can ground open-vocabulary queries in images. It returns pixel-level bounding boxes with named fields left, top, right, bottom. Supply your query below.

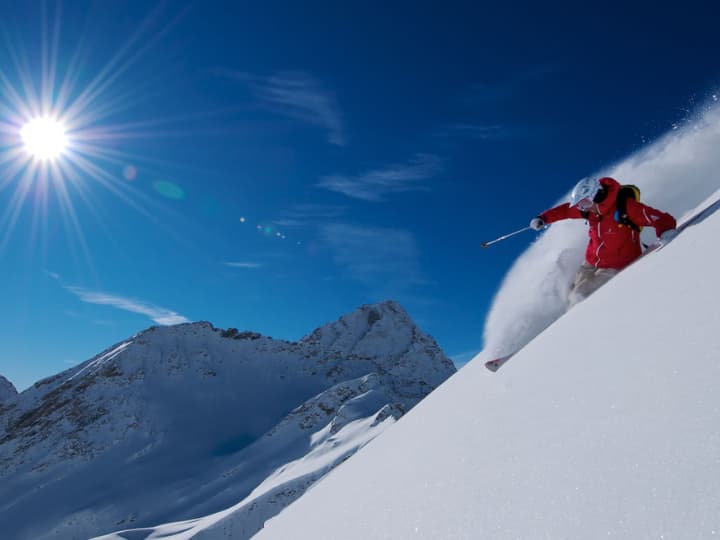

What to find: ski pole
left=481, top=226, right=532, bottom=248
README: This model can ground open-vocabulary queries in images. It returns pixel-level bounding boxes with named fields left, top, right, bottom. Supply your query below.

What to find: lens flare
left=21, top=117, right=67, bottom=160
left=152, top=180, right=185, bottom=200
left=123, top=165, right=137, bottom=180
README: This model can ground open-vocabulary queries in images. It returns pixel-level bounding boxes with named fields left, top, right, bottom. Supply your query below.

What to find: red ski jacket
left=539, top=177, right=676, bottom=270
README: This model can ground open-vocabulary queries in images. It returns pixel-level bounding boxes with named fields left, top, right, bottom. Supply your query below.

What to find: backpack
left=579, top=184, right=642, bottom=229
left=614, top=184, right=642, bottom=231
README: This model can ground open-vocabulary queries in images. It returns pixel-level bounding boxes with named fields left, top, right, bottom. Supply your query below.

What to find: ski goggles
left=574, top=197, right=594, bottom=211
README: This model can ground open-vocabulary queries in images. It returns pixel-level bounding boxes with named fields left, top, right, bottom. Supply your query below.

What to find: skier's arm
left=626, top=199, right=677, bottom=237
left=538, top=202, right=585, bottom=224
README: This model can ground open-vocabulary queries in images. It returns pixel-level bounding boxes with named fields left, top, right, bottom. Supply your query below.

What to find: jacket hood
left=596, top=177, right=620, bottom=215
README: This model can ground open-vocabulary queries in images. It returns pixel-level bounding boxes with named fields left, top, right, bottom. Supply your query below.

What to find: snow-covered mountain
left=0, top=300, right=455, bottom=540
left=0, top=375, right=17, bottom=403
left=252, top=114, right=720, bottom=537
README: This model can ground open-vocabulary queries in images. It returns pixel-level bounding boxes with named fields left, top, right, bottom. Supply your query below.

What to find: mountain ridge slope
left=0, top=300, right=455, bottom=540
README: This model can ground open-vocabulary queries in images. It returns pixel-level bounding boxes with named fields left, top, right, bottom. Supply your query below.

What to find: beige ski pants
left=568, top=263, right=619, bottom=306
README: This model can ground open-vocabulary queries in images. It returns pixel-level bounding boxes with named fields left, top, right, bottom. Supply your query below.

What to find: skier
left=530, top=176, right=677, bottom=305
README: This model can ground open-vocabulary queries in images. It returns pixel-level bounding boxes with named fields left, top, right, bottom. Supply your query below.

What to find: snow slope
left=0, top=301, right=455, bottom=540
left=254, top=196, right=720, bottom=533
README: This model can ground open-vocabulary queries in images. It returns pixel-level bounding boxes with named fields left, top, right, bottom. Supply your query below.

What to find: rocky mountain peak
left=297, top=300, right=454, bottom=403
left=347, top=300, right=413, bottom=330
left=301, top=300, right=417, bottom=351
left=0, top=375, right=17, bottom=403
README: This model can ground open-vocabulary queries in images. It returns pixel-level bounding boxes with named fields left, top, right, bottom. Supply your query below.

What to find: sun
left=0, top=2, right=193, bottom=264
left=21, top=117, right=68, bottom=161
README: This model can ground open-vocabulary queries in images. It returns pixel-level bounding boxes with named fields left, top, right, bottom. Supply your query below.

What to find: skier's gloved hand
left=659, top=228, right=678, bottom=244
left=529, top=217, right=545, bottom=231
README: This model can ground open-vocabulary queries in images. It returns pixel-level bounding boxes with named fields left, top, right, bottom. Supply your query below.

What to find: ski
left=484, top=354, right=513, bottom=372
left=639, top=196, right=719, bottom=258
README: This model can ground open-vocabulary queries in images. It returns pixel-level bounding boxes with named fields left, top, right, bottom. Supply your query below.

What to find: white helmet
left=569, top=177, right=602, bottom=210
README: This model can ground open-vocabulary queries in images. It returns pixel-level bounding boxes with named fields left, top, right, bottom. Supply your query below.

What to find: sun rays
left=0, top=2, right=191, bottom=266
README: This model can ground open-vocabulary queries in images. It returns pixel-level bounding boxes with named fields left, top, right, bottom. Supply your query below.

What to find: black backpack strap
left=615, top=185, right=640, bottom=231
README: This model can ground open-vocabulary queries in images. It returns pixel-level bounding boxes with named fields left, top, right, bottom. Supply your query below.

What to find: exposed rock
left=0, top=375, right=17, bottom=403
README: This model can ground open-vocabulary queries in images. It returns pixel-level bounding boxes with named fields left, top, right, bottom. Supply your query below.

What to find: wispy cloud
left=320, top=224, right=424, bottom=290
left=65, top=286, right=190, bottom=326
left=440, top=123, right=513, bottom=140
left=216, top=69, right=346, bottom=146
left=461, top=64, right=563, bottom=105
left=225, top=262, right=263, bottom=269
left=274, top=204, right=346, bottom=228
left=318, top=154, right=442, bottom=202
left=449, top=65, right=561, bottom=141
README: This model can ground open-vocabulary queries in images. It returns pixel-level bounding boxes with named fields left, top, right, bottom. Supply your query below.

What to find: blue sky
left=1, top=0, right=718, bottom=390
